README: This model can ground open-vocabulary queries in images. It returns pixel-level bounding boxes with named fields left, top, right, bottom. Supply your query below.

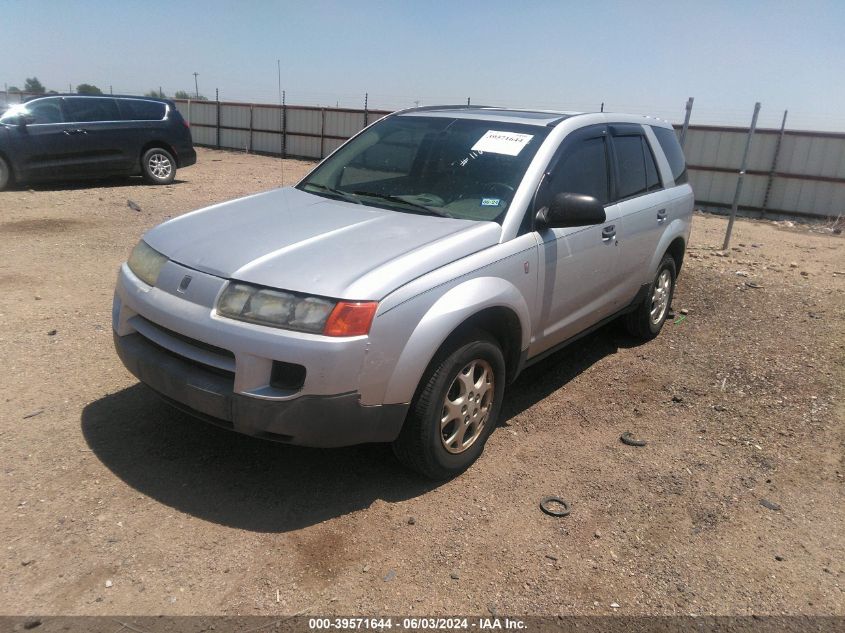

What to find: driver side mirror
left=18, top=114, right=35, bottom=128
left=535, top=192, right=606, bottom=230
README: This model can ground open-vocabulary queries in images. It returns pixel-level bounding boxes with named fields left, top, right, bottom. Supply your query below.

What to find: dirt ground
left=1, top=148, right=842, bottom=617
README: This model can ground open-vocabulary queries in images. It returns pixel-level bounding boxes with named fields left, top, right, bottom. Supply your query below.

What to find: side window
left=612, top=135, right=647, bottom=199
left=119, top=99, right=166, bottom=121
left=652, top=126, right=688, bottom=185
left=63, top=97, right=120, bottom=123
left=545, top=136, right=610, bottom=205
left=27, top=99, right=64, bottom=124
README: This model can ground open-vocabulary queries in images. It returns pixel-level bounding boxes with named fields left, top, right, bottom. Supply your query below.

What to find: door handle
left=657, top=209, right=667, bottom=223
left=601, top=225, right=616, bottom=240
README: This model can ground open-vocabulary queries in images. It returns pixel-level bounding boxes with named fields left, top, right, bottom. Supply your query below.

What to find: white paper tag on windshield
left=471, top=130, right=534, bottom=156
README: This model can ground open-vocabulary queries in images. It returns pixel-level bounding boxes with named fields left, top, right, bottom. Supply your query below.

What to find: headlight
left=127, top=240, right=168, bottom=287
left=217, top=282, right=377, bottom=336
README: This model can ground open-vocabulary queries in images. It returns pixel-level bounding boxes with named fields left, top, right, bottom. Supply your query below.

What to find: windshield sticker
left=471, top=130, right=534, bottom=156
left=481, top=198, right=501, bottom=207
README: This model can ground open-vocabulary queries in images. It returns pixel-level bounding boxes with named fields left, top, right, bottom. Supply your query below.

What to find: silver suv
left=112, top=106, right=693, bottom=479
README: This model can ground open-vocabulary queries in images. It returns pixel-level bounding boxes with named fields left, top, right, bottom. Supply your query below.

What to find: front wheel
left=625, top=254, right=677, bottom=339
left=392, top=331, right=506, bottom=480
left=141, top=148, right=176, bottom=185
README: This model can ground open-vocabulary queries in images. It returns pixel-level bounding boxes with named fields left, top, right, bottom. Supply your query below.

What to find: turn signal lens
left=323, top=301, right=378, bottom=337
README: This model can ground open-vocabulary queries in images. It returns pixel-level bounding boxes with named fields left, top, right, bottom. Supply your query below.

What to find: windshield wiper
left=302, top=182, right=362, bottom=204
left=351, top=191, right=452, bottom=218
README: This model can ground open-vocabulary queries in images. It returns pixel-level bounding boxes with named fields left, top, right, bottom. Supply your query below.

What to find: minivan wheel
left=625, top=254, right=677, bottom=339
left=0, top=156, right=11, bottom=191
left=141, top=148, right=176, bottom=184
left=392, top=330, right=506, bottom=480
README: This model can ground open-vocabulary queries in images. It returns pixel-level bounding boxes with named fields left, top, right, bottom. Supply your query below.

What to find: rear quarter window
left=119, top=99, right=166, bottom=121
left=652, top=126, right=688, bottom=185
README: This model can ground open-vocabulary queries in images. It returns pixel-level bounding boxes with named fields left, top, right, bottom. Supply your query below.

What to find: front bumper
left=112, top=261, right=407, bottom=446
left=114, top=331, right=408, bottom=446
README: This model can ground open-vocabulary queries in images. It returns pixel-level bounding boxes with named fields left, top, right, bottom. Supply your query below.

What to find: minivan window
left=652, top=126, right=688, bottom=185
left=546, top=137, right=610, bottom=205
left=0, top=98, right=64, bottom=124
left=298, top=116, right=550, bottom=223
left=63, top=97, right=120, bottom=123
left=612, top=135, right=649, bottom=199
left=119, top=99, right=166, bottom=121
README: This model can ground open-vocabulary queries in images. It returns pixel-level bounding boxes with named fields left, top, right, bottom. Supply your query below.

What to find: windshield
left=298, top=115, right=550, bottom=223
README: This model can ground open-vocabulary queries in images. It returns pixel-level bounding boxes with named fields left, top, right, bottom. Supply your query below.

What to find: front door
left=7, top=97, right=83, bottom=181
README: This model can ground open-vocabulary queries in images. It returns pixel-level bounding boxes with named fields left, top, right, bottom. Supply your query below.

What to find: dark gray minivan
left=0, top=95, right=196, bottom=189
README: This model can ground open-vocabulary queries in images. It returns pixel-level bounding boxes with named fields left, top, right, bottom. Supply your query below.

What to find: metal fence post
left=761, top=110, right=788, bottom=217
left=680, top=97, right=694, bottom=148
left=282, top=90, right=287, bottom=159
left=215, top=88, right=220, bottom=149
left=320, top=108, right=326, bottom=159
left=248, top=104, right=254, bottom=154
left=722, top=102, right=761, bottom=251
left=364, top=92, right=368, bottom=129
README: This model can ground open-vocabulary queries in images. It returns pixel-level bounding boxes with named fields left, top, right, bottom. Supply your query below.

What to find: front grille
left=140, top=317, right=234, bottom=359
left=131, top=315, right=235, bottom=376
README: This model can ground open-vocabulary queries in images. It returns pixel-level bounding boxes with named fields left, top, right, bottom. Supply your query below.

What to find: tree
left=7, top=86, right=20, bottom=93
left=23, top=77, right=46, bottom=94
left=174, top=90, right=207, bottom=100
left=144, top=89, right=164, bottom=98
left=76, top=83, right=102, bottom=95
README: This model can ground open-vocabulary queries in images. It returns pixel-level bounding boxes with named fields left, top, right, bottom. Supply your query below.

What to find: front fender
left=381, top=276, right=531, bottom=405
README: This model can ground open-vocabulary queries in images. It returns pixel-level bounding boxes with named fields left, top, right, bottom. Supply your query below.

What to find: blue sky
left=1, top=0, right=843, bottom=130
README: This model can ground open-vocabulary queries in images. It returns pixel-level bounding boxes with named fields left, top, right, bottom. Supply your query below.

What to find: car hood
left=143, top=187, right=501, bottom=300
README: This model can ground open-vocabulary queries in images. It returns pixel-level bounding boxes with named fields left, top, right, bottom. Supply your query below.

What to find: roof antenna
left=600, top=102, right=604, bottom=112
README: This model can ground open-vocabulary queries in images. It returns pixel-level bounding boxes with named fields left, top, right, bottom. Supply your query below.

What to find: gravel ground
left=0, top=148, right=842, bottom=616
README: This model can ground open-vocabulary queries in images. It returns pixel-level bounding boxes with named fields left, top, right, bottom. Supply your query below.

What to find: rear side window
left=613, top=136, right=648, bottom=199
left=119, top=99, right=166, bottom=121
left=652, top=126, right=688, bottom=184
left=546, top=137, right=610, bottom=204
left=644, top=139, right=661, bottom=191
left=63, top=97, right=120, bottom=123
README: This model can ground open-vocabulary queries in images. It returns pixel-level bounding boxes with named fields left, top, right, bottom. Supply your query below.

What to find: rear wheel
left=625, top=254, right=677, bottom=339
left=0, top=156, right=11, bottom=191
left=392, top=331, right=505, bottom=480
left=141, top=147, right=176, bottom=184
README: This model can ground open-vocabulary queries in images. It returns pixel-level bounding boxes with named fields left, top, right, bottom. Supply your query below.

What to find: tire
left=625, top=254, right=677, bottom=339
left=141, top=147, right=176, bottom=185
left=392, top=330, right=506, bottom=480
left=0, top=156, right=11, bottom=191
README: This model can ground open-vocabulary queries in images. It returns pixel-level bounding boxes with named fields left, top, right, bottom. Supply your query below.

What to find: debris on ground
left=760, top=499, right=782, bottom=512
left=620, top=432, right=647, bottom=447
left=127, top=199, right=142, bottom=212
left=22, top=410, right=44, bottom=419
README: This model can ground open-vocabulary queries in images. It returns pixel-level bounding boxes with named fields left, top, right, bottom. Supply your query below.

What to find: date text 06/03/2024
left=307, top=617, right=527, bottom=630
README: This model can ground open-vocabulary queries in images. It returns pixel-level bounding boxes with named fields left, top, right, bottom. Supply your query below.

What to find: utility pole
left=193, top=72, right=199, bottom=99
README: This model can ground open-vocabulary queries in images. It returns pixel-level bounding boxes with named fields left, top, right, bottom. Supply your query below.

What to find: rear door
left=608, top=124, right=670, bottom=298
left=61, top=97, right=135, bottom=174
left=530, top=124, right=627, bottom=356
